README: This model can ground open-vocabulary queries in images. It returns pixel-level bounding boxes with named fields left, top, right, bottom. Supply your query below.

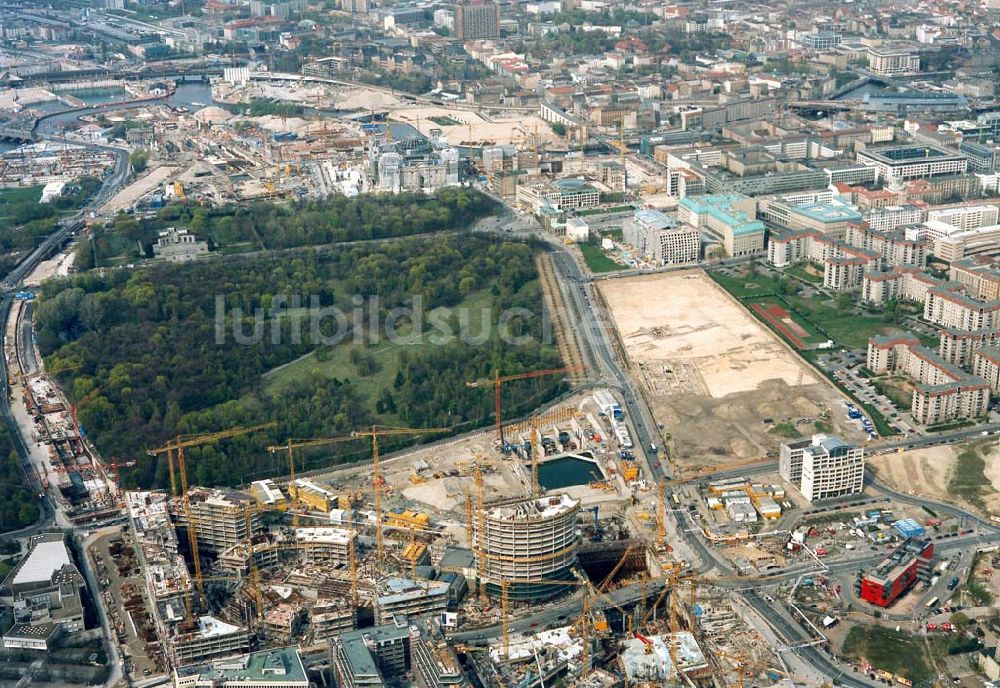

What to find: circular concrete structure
left=475, top=494, right=580, bottom=602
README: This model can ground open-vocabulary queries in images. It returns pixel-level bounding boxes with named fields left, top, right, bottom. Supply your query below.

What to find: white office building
left=780, top=435, right=865, bottom=502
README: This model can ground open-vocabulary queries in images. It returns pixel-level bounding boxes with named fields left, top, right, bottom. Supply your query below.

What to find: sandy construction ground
left=867, top=446, right=956, bottom=499
left=25, top=247, right=76, bottom=287
left=601, top=271, right=816, bottom=398
left=101, top=164, right=176, bottom=215
left=389, top=106, right=557, bottom=148
left=870, top=443, right=1000, bottom=513
left=599, top=270, right=865, bottom=466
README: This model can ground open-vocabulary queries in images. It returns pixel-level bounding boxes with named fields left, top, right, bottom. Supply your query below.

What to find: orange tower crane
left=465, top=365, right=585, bottom=441
left=147, top=421, right=277, bottom=598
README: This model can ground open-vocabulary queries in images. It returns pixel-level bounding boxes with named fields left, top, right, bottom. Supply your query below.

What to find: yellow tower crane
left=530, top=417, right=543, bottom=498
left=147, top=422, right=277, bottom=599
left=267, top=436, right=355, bottom=527
left=466, top=365, right=585, bottom=441
left=270, top=426, right=449, bottom=565
left=242, top=503, right=266, bottom=627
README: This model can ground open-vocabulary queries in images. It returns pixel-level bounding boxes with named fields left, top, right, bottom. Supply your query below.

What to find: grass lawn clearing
left=707, top=270, right=782, bottom=299
left=768, top=422, right=802, bottom=439
left=949, top=442, right=989, bottom=508
left=841, top=625, right=940, bottom=684
left=0, top=186, right=43, bottom=205
left=872, top=377, right=912, bottom=410
left=580, top=243, right=625, bottom=273
left=783, top=262, right=823, bottom=284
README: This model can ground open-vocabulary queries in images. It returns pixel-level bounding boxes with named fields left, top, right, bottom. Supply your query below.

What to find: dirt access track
left=599, top=270, right=867, bottom=468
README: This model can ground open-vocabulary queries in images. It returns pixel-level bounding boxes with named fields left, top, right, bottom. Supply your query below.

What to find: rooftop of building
left=484, top=493, right=579, bottom=521
left=865, top=538, right=933, bottom=587
left=378, top=577, right=450, bottom=605
left=438, top=547, right=476, bottom=570
left=5, top=534, right=73, bottom=589
left=174, top=646, right=307, bottom=684
left=859, top=143, right=965, bottom=164
left=290, top=478, right=336, bottom=496
left=977, top=346, right=1000, bottom=365
left=620, top=631, right=708, bottom=682
left=679, top=193, right=765, bottom=236
left=792, top=198, right=863, bottom=224
left=194, top=615, right=245, bottom=639
left=633, top=208, right=675, bottom=230
left=5, top=622, right=59, bottom=640
left=188, top=486, right=255, bottom=509
left=293, top=527, right=354, bottom=545
left=251, top=479, right=285, bottom=505
left=870, top=333, right=921, bottom=347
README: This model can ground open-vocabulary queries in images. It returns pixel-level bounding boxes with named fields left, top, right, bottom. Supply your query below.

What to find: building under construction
left=474, top=494, right=580, bottom=601
left=173, top=487, right=261, bottom=557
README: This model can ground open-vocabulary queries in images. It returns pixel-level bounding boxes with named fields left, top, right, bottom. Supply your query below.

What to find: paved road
left=547, top=248, right=666, bottom=480
left=743, top=590, right=881, bottom=688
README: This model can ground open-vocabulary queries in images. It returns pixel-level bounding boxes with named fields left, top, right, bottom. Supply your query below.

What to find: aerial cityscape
left=0, top=0, right=999, bottom=686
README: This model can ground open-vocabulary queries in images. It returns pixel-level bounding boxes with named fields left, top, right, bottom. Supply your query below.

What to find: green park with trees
left=39, top=231, right=564, bottom=489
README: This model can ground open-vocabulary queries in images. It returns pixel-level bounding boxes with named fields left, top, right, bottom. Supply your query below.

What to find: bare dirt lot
left=868, top=446, right=956, bottom=500
left=599, top=270, right=866, bottom=467
left=869, top=442, right=1000, bottom=513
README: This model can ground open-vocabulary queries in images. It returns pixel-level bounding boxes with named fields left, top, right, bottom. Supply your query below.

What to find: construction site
left=3, top=297, right=121, bottom=526
left=597, top=270, right=869, bottom=472
left=54, top=377, right=787, bottom=687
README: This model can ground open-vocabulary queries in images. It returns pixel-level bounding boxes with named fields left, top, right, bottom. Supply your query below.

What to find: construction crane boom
left=271, top=426, right=448, bottom=565
left=147, top=421, right=276, bottom=600
left=466, top=365, right=585, bottom=441
left=267, top=436, right=361, bottom=527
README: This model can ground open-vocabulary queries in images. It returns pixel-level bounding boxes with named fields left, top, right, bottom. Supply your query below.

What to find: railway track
left=536, top=253, right=586, bottom=383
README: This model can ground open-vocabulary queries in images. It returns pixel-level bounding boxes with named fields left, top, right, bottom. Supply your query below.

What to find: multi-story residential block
left=845, top=223, right=927, bottom=268
left=923, top=288, right=1000, bottom=330
left=950, top=260, right=1000, bottom=300
left=678, top=194, right=764, bottom=257
left=861, top=267, right=953, bottom=307
left=867, top=334, right=921, bottom=374
left=974, top=347, right=1000, bottom=394
left=454, top=0, right=500, bottom=40
left=866, top=46, right=920, bottom=76
left=767, top=228, right=882, bottom=290
left=779, top=435, right=864, bottom=503
left=623, top=209, right=700, bottom=265
left=938, top=328, right=1000, bottom=367
left=866, top=337, right=990, bottom=425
